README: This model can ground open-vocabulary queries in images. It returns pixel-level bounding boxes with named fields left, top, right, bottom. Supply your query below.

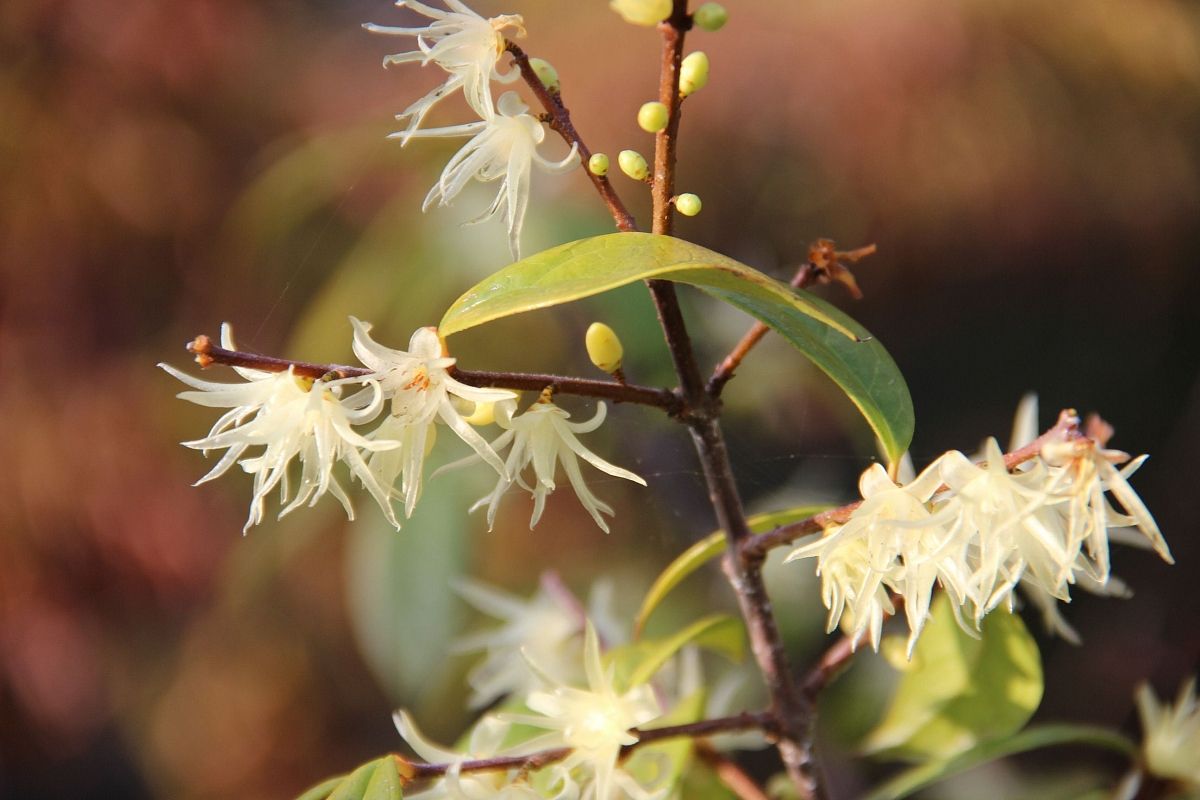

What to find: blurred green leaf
left=439, top=233, right=913, bottom=463
left=634, top=505, right=833, bottom=638
left=364, top=756, right=403, bottom=800
left=626, top=689, right=707, bottom=794
left=861, top=724, right=1135, bottom=800
left=610, top=614, right=745, bottom=692
left=863, top=595, right=1043, bottom=761
left=345, top=474, right=474, bottom=703
left=329, top=759, right=380, bottom=800
left=295, top=775, right=346, bottom=800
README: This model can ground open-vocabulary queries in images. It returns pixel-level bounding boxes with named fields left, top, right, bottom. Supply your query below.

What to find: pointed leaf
left=862, top=595, right=1043, bottom=761
left=295, top=775, right=346, bottom=800
left=634, top=505, right=833, bottom=638
left=862, top=724, right=1135, bottom=800
left=610, top=614, right=745, bottom=692
left=440, top=233, right=914, bottom=462
left=365, top=756, right=403, bottom=800
left=328, top=760, right=380, bottom=800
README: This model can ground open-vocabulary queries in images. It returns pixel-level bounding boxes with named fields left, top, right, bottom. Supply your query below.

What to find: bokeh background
left=2, top=0, right=1198, bottom=797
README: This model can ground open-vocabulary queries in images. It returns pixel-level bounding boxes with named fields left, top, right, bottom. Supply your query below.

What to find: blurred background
left=1, top=0, right=1198, bottom=797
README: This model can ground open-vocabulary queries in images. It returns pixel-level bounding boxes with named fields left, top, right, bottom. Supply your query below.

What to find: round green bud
left=675, top=193, right=702, bottom=216
left=679, top=51, right=710, bottom=97
left=610, top=0, right=671, bottom=27
left=637, top=101, right=670, bottom=133
left=528, top=57, right=560, bottom=92
left=618, top=149, right=649, bottom=181
left=585, top=322, right=625, bottom=373
left=693, top=3, right=729, bottom=31
left=588, top=153, right=610, bottom=176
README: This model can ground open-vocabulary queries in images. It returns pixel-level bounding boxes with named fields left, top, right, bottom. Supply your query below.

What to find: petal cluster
left=164, top=319, right=519, bottom=530
left=366, top=1, right=578, bottom=260
left=451, top=393, right=647, bottom=533
left=787, top=411, right=1172, bottom=653
left=1136, top=676, right=1200, bottom=786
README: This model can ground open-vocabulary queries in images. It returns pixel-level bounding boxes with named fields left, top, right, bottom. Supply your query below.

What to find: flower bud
left=637, top=101, right=669, bottom=133
left=679, top=51, right=710, bottom=96
left=693, top=3, right=729, bottom=31
left=618, top=149, right=649, bottom=181
left=528, top=57, right=560, bottom=92
left=675, top=192, right=702, bottom=216
left=610, top=0, right=671, bottom=26
left=588, top=153, right=610, bottom=176
left=585, top=322, right=624, bottom=373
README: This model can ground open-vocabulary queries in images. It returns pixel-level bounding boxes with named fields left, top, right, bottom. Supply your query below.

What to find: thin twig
left=708, top=264, right=817, bottom=398
left=695, top=742, right=773, bottom=800
left=182, top=336, right=681, bottom=413
left=397, top=711, right=772, bottom=781
left=801, top=595, right=906, bottom=699
left=506, top=40, right=637, bottom=233
left=741, top=409, right=1087, bottom=561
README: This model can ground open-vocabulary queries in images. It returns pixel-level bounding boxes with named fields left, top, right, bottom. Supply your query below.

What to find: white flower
left=450, top=395, right=646, bottom=533
left=394, top=712, right=577, bottom=800
left=453, top=578, right=585, bottom=709
left=503, top=624, right=663, bottom=800
left=403, top=91, right=579, bottom=260
left=350, top=317, right=515, bottom=520
left=1136, top=677, right=1200, bottom=785
left=161, top=324, right=397, bottom=531
left=364, top=0, right=526, bottom=140
left=785, top=458, right=969, bottom=654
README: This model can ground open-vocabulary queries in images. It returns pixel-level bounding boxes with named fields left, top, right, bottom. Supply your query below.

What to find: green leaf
left=634, top=505, right=833, bottom=637
left=609, top=614, right=745, bottom=692
left=365, top=756, right=403, bottom=800
left=295, top=775, right=346, bottom=800
left=626, top=690, right=708, bottom=793
left=862, top=594, right=1043, bottom=761
left=328, top=760, right=380, bottom=800
left=439, top=233, right=914, bottom=463
left=861, top=724, right=1136, bottom=800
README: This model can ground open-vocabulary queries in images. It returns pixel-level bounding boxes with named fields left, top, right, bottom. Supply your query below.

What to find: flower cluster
left=786, top=400, right=1173, bottom=654
left=396, top=582, right=676, bottom=800
left=366, top=0, right=578, bottom=259
left=163, top=320, right=643, bottom=532
left=1135, top=676, right=1200, bottom=788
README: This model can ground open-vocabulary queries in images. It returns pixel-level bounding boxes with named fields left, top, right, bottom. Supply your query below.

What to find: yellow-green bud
left=585, top=322, right=624, bottom=373
left=618, top=149, right=649, bottom=181
left=588, top=153, right=610, bottom=176
left=693, top=3, right=729, bottom=31
left=528, top=58, right=560, bottom=92
left=675, top=193, right=702, bottom=216
left=679, top=51, right=710, bottom=97
left=637, top=101, right=670, bottom=133
left=610, top=0, right=671, bottom=26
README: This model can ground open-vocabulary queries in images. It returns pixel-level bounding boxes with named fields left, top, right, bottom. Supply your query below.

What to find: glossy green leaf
left=439, top=233, right=914, bottom=463
left=862, top=595, right=1043, bottom=761
left=609, top=614, right=745, bottom=692
left=365, top=756, right=403, bottom=800
left=295, top=775, right=346, bottom=800
left=862, top=724, right=1136, bottom=800
left=634, top=505, right=833, bottom=638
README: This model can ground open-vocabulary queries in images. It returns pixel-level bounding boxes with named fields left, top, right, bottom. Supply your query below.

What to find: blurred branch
left=741, top=409, right=1087, bottom=561
left=182, top=335, right=681, bottom=412
left=505, top=40, right=638, bottom=233
left=397, top=711, right=773, bottom=781
left=695, top=742, right=772, bottom=800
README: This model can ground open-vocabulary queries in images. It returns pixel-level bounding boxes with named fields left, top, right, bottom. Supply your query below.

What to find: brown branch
left=801, top=595, right=906, bottom=699
left=741, top=409, right=1087, bottom=561
left=182, top=335, right=681, bottom=413
left=695, top=742, right=772, bottom=800
left=397, top=711, right=773, bottom=781
left=505, top=40, right=637, bottom=233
